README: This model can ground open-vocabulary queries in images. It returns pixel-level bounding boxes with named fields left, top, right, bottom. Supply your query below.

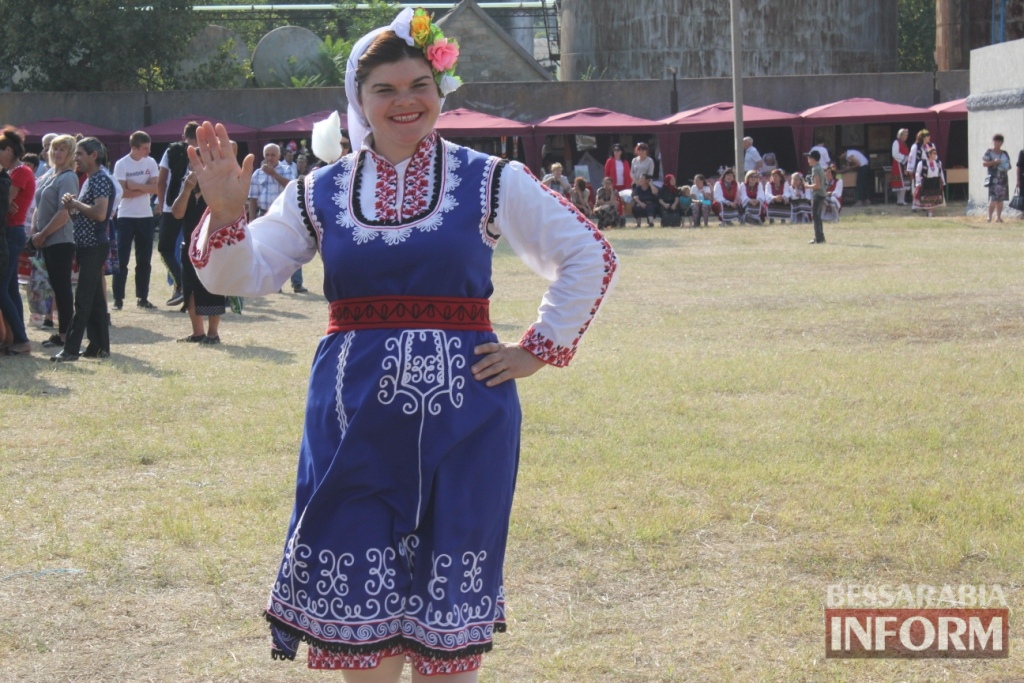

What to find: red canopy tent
left=16, top=118, right=126, bottom=160
left=528, top=107, right=672, bottom=181
left=434, top=108, right=533, bottom=165
left=660, top=102, right=802, bottom=179
left=798, top=98, right=934, bottom=165
left=929, top=99, right=967, bottom=163
left=258, top=110, right=348, bottom=155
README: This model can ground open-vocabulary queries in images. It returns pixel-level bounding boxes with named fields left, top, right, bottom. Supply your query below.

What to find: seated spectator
left=593, top=177, right=620, bottom=230
left=541, top=163, right=571, bottom=197
left=841, top=148, right=873, bottom=205
left=658, top=174, right=682, bottom=227
left=822, top=165, right=844, bottom=222
left=631, top=173, right=657, bottom=227
left=741, top=170, right=765, bottom=225
left=690, top=174, right=713, bottom=227
left=714, top=168, right=741, bottom=225
left=677, top=186, right=695, bottom=226
left=787, top=173, right=812, bottom=223
left=569, top=176, right=592, bottom=217
left=764, top=169, right=790, bottom=224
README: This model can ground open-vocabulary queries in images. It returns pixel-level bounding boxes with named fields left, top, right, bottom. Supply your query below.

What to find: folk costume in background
left=821, top=175, right=843, bottom=222
left=714, top=177, right=740, bottom=224
left=740, top=178, right=766, bottom=225
left=765, top=176, right=790, bottom=223
left=891, top=135, right=910, bottom=203
left=190, top=11, right=616, bottom=676
left=915, top=157, right=945, bottom=211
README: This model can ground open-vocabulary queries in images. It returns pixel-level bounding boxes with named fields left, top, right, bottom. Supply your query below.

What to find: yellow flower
left=410, top=14, right=432, bottom=46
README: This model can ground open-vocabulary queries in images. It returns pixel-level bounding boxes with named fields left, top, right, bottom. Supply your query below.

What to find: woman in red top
left=603, top=143, right=631, bottom=194
left=0, top=125, right=36, bottom=354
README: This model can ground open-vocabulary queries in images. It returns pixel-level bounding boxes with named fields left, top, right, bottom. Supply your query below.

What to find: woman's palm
left=186, top=122, right=254, bottom=219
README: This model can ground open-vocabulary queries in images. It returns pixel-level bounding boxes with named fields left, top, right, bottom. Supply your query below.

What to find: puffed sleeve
left=490, top=162, right=618, bottom=368
left=892, top=140, right=906, bottom=164
left=189, top=180, right=317, bottom=297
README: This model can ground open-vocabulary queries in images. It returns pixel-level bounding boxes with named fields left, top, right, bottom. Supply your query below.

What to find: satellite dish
left=180, top=25, right=250, bottom=88
left=252, top=26, right=324, bottom=88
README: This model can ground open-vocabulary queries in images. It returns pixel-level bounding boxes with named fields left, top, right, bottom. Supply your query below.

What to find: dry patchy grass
left=2, top=204, right=1024, bottom=682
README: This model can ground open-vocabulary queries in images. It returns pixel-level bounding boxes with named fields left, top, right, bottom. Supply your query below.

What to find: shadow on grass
left=104, top=353, right=175, bottom=378
left=216, top=343, right=299, bottom=365
left=109, top=325, right=176, bottom=346
left=0, top=354, right=75, bottom=396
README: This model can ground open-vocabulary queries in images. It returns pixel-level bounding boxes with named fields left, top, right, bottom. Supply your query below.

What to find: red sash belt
left=327, top=295, right=492, bottom=333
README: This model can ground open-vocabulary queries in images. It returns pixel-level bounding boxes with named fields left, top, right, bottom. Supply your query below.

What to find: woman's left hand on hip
left=472, top=342, right=545, bottom=387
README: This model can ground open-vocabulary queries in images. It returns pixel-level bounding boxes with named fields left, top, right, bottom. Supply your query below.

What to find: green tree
left=0, top=0, right=208, bottom=91
left=898, top=0, right=937, bottom=72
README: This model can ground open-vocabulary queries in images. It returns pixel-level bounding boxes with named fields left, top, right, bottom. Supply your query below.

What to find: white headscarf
left=312, top=8, right=450, bottom=164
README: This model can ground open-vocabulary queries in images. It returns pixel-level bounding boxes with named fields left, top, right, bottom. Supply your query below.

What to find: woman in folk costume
left=786, top=172, right=812, bottom=223
left=821, top=165, right=844, bottom=222
left=915, top=147, right=945, bottom=217
left=908, top=129, right=936, bottom=211
left=185, top=8, right=617, bottom=681
left=713, top=167, right=740, bottom=225
left=764, top=169, right=790, bottom=224
left=891, top=128, right=910, bottom=205
left=740, top=169, right=766, bottom=225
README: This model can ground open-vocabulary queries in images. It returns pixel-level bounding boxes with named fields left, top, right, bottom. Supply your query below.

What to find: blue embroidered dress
left=190, top=133, right=617, bottom=672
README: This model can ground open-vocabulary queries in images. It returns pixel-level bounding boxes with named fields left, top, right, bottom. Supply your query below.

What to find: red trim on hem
left=308, top=645, right=482, bottom=675
left=327, top=295, right=492, bottom=334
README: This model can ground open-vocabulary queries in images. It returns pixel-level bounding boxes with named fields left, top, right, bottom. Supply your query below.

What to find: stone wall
left=436, top=5, right=550, bottom=83
left=0, top=71, right=969, bottom=135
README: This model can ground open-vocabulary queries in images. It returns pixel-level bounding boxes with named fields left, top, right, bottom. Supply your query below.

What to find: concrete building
left=966, top=38, right=1024, bottom=214
left=560, top=0, right=898, bottom=81
left=937, top=0, right=1024, bottom=70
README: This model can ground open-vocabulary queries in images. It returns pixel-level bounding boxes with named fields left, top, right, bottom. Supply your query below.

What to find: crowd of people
left=2, top=120, right=1023, bottom=359
left=0, top=121, right=333, bottom=360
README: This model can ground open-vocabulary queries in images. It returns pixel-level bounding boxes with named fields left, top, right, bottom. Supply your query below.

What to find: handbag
left=1010, top=189, right=1024, bottom=212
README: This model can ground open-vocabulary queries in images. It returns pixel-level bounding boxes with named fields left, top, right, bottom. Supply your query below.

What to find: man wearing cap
left=806, top=150, right=827, bottom=244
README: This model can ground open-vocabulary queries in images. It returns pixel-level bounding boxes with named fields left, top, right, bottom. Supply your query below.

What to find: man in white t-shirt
left=842, top=148, right=872, bottom=205
left=156, top=121, right=199, bottom=307
left=743, top=137, right=763, bottom=174
left=112, top=131, right=160, bottom=309
left=810, top=139, right=831, bottom=169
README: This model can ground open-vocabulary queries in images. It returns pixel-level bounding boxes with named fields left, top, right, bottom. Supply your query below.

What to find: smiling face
left=359, top=57, right=440, bottom=163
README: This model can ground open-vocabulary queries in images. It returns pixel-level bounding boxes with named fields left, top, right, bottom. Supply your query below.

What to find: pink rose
left=426, top=38, right=459, bottom=73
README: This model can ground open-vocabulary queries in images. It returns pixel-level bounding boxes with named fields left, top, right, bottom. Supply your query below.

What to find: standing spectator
left=569, top=176, right=592, bottom=217
left=760, top=152, right=779, bottom=177
left=281, top=148, right=297, bottom=177
left=742, top=137, right=763, bottom=175
left=113, top=131, right=159, bottom=309
left=156, top=121, right=199, bottom=307
left=764, top=169, right=790, bottom=224
left=0, top=125, right=36, bottom=354
left=29, top=134, right=79, bottom=349
left=842, top=148, right=872, bottom=205
left=891, top=128, right=910, bottom=205
left=295, top=154, right=309, bottom=177
left=247, top=143, right=302, bottom=292
left=983, top=133, right=1012, bottom=223
left=603, top=144, right=631, bottom=195
left=810, top=137, right=831, bottom=168
left=0, top=163, right=8, bottom=346
left=690, top=174, right=713, bottom=227
left=631, top=173, right=657, bottom=227
left=1017, top=145, right=1024, bottom=219
left=657, top=174, right=682, bottom=227
left=52, top=138, right=113, bottom=361
left=172, top=161, right=224, bottom=345
left=806, top=150, right=826, bottom=244
left=740, top=170, right=765, bottom=225
left=36, top=133, right=57, bottom=178
left=713, top=168, right=740, bottom=225
left=915, top=147, right=945, bottom=218
left=540, top=162, right=571, bottom=197
left=629, top=142, right=654, bottom=188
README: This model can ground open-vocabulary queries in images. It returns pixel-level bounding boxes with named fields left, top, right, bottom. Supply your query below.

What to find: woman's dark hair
left=915, top=129, right=930, bottom=145
left=22, top=153, right=39, bottom=170
left=993, top=133, right=1004, bottom=142
left=635, top=142, right=649, bottom=152
left=356, top=31, right=430, bottom=91
left=694, top=174, right=706, bottom=184
left=0, top=125, right=26, bottom=159
left=574, top=176, right=587, bottom=191
left=77, top=137, right=106, bottom=167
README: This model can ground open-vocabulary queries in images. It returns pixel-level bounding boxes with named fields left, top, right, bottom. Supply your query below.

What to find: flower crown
left=407, top=8, right=463, bottom=96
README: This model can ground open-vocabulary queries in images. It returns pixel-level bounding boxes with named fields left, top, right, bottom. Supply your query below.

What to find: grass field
left=2, top=204, right=1024, bottom=682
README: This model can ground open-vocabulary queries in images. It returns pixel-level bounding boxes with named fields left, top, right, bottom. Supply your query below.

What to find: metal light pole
left=730, top=0, right=744, bottom=176
left=669, top=66, right=679, bottom=115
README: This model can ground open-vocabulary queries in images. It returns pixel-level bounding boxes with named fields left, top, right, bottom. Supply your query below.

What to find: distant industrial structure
left=936, top=0, right=1024, bottom=70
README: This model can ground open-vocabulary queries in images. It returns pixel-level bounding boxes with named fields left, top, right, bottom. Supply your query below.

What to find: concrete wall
left=0, top=70, right=968, bottom=135
left=967, top=39, right=1024, bottom=215
left=562, top=0, right=898, bottom=80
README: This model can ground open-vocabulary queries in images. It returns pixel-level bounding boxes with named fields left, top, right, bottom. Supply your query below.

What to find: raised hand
left=186, top=121, right=254, bottom=227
